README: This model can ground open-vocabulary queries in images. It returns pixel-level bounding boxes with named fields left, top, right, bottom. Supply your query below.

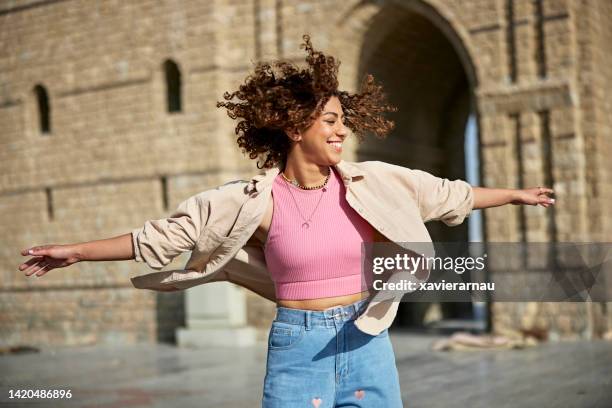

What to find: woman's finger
left=18, top=256, right=46, bottom=271
left=22, top=260, right=39, bottom=275
left=32, top=262, right=48, bottom=276
left=24, top=261, right=44, bottom=276
left=21, top=247, right=45, bottom=256
left=35, top=263, right=50, bottom=277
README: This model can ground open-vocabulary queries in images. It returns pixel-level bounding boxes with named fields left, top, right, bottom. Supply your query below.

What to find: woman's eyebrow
left=323, top=112, right=345, bottom=119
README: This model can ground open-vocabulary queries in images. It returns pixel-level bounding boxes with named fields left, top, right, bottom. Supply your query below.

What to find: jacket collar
left=247, top=160, right=365, bottom=193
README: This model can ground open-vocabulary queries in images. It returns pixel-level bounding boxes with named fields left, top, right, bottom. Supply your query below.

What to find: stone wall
left=1, top=0, right=609, bottom=347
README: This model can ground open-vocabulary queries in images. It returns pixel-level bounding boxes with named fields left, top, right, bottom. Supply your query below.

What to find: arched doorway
left=356, top=2, right=485, bottom=332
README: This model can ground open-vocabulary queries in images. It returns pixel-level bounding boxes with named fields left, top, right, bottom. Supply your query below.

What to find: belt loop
left=305, top=311, right=311, bottom=331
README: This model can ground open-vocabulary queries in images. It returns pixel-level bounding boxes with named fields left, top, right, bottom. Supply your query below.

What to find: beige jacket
left=130, top=160, right=474, bottom=335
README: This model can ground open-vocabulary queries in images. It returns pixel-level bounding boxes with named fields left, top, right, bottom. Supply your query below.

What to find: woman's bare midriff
left=275, top=290, right=372, bottom=310
left=253, top=193, right=372, bottom=311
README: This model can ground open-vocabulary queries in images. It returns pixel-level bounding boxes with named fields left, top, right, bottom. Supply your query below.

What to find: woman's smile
left=327, top=140, right=343, bottom=153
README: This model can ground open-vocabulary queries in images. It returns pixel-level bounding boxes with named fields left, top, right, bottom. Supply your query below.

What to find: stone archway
left=348, top=1, right=483, bottom=329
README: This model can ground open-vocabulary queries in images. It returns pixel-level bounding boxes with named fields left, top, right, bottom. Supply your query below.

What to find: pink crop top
left=263, top=167, right=374, bottom=300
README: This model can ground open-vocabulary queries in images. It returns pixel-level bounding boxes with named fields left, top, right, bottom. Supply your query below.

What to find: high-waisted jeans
left=262, top=297, right=403, bottom=407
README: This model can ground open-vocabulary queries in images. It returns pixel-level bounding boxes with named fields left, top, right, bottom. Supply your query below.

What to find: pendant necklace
left=281, top=168, right=331, bottom=229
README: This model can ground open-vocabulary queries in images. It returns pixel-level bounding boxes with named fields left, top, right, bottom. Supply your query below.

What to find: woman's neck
left=282, top=160, right=331, bottom=189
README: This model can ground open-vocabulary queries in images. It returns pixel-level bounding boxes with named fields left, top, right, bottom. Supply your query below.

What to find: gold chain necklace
left=280, top=167, right=331, bottom=190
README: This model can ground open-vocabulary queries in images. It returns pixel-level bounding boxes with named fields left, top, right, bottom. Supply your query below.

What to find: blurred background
left=1, top=0, right=611, bottom=352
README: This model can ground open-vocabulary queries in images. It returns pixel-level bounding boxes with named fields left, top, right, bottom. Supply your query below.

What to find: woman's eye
left=325, top=120, right=335, bottom=124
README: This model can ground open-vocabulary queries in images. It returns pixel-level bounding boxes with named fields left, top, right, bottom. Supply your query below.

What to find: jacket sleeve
left=131, top=193, right=209, bottom=271
left=412, top=169, right=474, bottom=226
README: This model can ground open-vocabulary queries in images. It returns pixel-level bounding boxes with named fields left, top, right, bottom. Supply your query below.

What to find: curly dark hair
left=216, top=34, right=397, bottom=169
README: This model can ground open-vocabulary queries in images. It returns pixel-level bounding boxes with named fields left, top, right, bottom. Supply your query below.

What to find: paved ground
left=1, top=331, right=611, bottom=408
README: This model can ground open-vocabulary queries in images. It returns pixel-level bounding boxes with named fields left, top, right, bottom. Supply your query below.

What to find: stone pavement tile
left=391, top=331, right=612, bottom=408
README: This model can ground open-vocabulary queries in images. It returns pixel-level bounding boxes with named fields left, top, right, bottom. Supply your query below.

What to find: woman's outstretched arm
left=18, top=190, right=208, bottom=279
left=18, top=233, right=135, bottom=278
left=472, top=186, right=555, bottom=210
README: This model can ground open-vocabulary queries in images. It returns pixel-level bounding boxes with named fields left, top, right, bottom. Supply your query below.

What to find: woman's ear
left=286, top=128, right=302, bottom=142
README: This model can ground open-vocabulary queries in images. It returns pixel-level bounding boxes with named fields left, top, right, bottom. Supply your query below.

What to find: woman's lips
left=327, top=141, right=342, bottom=152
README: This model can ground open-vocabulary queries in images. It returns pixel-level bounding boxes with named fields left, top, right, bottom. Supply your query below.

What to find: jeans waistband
left=274, top=297, right=371, bottom=329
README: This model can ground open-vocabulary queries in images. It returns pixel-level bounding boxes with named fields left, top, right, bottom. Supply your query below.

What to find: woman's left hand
left=511, top=187, right=555, bottom=207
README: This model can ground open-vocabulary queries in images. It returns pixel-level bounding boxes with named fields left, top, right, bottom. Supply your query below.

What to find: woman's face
left=290, top=96, right=348, bottom=165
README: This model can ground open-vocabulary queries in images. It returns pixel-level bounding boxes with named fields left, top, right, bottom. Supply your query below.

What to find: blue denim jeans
left=262, top=297, right=403, bottom=407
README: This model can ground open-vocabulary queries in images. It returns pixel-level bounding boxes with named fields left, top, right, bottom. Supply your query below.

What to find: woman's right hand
left=18, top=244, right=81, bottom=278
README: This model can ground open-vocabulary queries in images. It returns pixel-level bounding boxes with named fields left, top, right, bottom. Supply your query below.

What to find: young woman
left=18, top=35, right=555, bottom=407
